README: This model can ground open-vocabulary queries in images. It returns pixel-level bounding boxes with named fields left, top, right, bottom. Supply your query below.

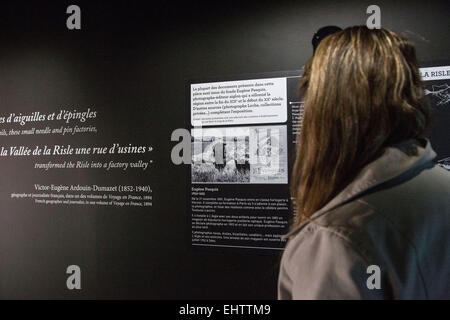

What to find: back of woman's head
left=292, top=26, right=429, bottom=225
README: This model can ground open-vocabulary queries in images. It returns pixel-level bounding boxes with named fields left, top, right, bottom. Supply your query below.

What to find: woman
left=279, top=26, right=450, bottom=299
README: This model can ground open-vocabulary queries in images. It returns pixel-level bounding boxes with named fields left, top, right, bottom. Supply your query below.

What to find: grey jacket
left=278, top=139, right=450, bottom=299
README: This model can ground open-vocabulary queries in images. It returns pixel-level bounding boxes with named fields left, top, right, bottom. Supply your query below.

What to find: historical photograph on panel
left=249, top=126, right=288, bottom=184
left=191, top=125, right=287, bottom=184
left=191, top=127, right=251, bottom=183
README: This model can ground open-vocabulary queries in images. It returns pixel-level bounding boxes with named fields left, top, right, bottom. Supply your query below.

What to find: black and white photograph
left=191, top=125, right=288, bottom=184
left=249, top=126, right=288, bottom=184
left=191, top=127, right=251, bottom=183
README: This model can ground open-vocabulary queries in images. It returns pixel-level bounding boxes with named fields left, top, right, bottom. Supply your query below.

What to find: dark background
left=0, top=0, right=448, bottom=299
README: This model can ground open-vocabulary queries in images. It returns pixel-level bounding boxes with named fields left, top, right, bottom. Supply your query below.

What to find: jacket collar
left=284, top=138, right=436, bottom=238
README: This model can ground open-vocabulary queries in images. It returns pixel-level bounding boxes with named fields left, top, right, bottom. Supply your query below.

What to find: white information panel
left=191, top=77, right=287, bottom=126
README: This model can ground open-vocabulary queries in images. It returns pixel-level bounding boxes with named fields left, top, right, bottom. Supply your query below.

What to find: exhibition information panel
left=189, top=72, right=302, bottom=250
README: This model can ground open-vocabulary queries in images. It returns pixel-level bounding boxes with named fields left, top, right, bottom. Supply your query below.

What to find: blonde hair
left=291, top=26, right=429, bottom=226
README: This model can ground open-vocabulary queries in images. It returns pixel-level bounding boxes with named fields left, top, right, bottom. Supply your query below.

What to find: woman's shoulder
left=285, top=199, right=379, bottom=264
left=280, top=201, right=391, bottom=299
left=281, top=189, right=450, bottom=299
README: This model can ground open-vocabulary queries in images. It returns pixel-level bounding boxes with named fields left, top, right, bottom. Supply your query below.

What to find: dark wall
left=0, top=0, right=448, bottom=299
